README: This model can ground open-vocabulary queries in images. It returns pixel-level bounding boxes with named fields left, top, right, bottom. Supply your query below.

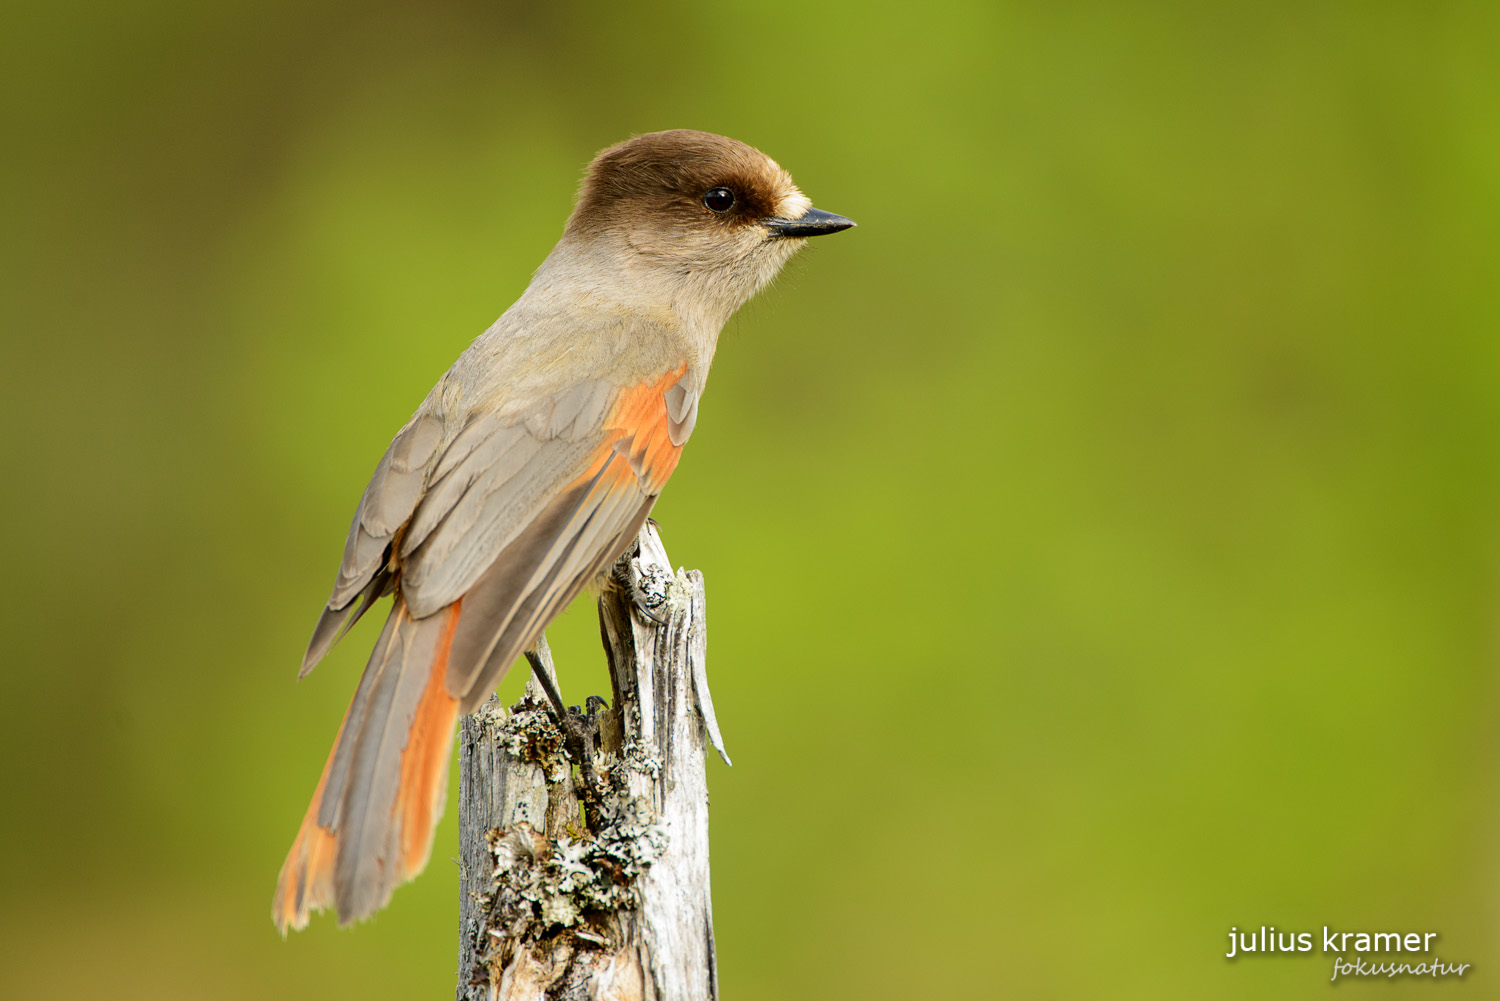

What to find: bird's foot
left=524, top=648, right=610, bottom=812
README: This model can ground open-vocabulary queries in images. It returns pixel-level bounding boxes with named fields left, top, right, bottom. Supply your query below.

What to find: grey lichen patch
left=494, top=696, right=571, bottom=783
left=633, top=560, right=674, bottom=611
left=619, top=740, right=663, bottom=782
left=474, top=796, right=668, bottom=973
left=615, top=550, right=677, bottom=623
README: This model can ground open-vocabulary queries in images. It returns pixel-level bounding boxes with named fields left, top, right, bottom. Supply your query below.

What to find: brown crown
left=568, top=130, right=794, bottom=235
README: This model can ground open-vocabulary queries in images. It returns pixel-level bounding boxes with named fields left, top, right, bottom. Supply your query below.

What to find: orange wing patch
left=602, top=365, right=688, bottom=494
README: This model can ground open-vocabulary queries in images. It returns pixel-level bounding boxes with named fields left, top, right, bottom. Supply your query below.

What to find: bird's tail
left=272, top=597, right=463, bottom=933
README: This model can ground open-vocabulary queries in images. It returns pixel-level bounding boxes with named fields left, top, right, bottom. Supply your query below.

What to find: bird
left=272, top=129, right=855, bottom=932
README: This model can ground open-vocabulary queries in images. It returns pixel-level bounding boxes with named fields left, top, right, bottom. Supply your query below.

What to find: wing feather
left=301, top=368, right=697, bottom=683
left=326, top=413, right=442, bottom=607
left=400, top=432, right=597, bottom=617
left=444, top=452, right=657, bottom=709
left=301, top=413, right=441, bottom=675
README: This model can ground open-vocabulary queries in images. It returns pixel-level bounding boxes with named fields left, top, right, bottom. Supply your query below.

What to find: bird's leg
left=523, top=642, right=606, bottom=812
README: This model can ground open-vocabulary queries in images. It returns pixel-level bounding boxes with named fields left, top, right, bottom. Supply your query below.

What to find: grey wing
left=300, top=412, right=443, bottom=675
left=299, top=377, right=652, bottom=698
left=399, top=378, right=669, bottom=712
left=395, top=377, right=615, bottom=618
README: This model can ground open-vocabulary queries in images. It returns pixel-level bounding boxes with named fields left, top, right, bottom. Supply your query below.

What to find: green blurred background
left=4, top=1, right=1498, bottom=997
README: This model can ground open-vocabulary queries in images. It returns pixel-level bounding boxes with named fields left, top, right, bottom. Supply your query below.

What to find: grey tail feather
left=313, top=604, right=402, bottom=834
left=330, top=601, right=447, bottom=923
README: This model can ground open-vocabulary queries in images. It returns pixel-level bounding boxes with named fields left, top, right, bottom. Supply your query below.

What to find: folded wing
left=274, top=363, right=692, bottom=930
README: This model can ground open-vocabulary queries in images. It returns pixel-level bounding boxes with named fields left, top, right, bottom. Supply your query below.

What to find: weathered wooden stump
left=457, top=523, right=728, bottom=1000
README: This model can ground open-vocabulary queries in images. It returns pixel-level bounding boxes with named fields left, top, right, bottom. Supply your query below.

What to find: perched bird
left=272, top=130, right=854, bottom=932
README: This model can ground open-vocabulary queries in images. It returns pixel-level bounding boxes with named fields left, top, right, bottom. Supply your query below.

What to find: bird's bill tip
left=763, top=207, right=857, bottom=238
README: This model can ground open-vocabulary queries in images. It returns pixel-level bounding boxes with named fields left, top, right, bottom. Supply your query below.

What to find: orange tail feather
left=272, top=705, right=350, bottom=933
left=273, top=601, right=462, bottom=932
left=395, top=605, right=462, bottom=878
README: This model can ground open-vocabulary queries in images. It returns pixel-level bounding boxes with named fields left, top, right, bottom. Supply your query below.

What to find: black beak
left=763, top=207, right=857, bottom=238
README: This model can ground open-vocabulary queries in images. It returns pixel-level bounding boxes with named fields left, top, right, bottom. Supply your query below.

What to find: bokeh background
left=4, top=1, right=1499, bottom=997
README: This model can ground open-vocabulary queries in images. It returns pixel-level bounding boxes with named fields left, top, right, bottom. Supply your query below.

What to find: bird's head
left=557, top=130, right=855, bottom=326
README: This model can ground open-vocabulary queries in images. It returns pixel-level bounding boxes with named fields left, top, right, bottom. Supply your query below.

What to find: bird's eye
left=702, top=187, right=736, bottom=213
